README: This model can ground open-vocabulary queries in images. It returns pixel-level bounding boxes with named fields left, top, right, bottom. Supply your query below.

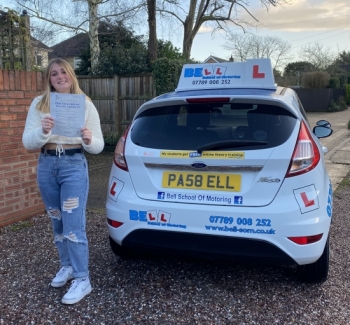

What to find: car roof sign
left=175, top=58, right=276, bottom=92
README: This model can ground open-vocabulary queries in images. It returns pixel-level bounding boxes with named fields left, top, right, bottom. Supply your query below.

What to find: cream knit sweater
left=22, top=95, right=104, bottom=154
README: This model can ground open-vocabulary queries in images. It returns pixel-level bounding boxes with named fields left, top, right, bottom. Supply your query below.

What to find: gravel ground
left=85, top=150, right=114, bottom=170
left=1, top=153, right=350, bottom=324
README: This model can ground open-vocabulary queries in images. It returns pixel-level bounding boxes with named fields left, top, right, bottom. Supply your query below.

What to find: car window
left=131, top=103, right=297, bottom=150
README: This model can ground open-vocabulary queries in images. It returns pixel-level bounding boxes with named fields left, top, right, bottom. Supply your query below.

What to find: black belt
left=41, top=148, right=84, bottom=156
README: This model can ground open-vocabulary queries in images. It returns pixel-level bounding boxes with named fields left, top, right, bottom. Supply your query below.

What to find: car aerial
left=106, top=58, right=333, bottom=283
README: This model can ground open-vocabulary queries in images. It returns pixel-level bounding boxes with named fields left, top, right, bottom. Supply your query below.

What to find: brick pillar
left=0, top=69, right=45, bottom=228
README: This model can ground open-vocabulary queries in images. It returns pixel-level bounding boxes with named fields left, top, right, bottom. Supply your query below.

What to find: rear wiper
left=197, top=140, right=267, bottom=153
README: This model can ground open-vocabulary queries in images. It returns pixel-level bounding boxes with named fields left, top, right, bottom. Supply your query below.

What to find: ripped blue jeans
left=37, top=152, right=89, bottom=278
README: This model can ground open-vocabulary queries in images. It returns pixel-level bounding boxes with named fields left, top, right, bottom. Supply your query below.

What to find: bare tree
left=299, top=42, right=336, bottom=71
left=301, top=71, right=330, bottom=88
left=13, top=0, right=144, bottom=73
left=147, top=0, right=157, bottom=63
left=223, top=33, right=293, bottom=70
left=223, top=33, right=252, bottom=62
left=157, top=0, right=291, bottom=60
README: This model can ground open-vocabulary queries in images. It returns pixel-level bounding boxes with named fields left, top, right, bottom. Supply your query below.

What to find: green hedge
left=152, top=58, right=189, bottom=96
left=328, top=77, right=340, bottom=88
left=327, top=97, right=348, bottom=112
left=346, top=84, right=350, bottom=105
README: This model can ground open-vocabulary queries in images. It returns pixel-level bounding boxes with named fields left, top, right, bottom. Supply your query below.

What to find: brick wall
left=0, top=70, right=45, bottom=228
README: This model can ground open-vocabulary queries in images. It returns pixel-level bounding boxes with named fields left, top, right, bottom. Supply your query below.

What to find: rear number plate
left=162, top=171, right=241, bottom=191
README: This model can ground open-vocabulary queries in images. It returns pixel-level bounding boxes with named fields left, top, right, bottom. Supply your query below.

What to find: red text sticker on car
left=293, top=185, right=319, bottom=214
left=158, top=210, right=171, bottom=223
left=146, top=210, right=171, bottom=223
left=147, top=210, right=157, bottom=222
left=108, top=177, right=124, bottom=202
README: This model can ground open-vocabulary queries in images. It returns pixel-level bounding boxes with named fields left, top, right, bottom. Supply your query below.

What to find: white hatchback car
left=106, top=59, right=333, bottom=283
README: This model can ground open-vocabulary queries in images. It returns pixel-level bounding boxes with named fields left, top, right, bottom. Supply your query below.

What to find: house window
left=36, top=55, right=42, bottom=66
left=74, top=57, right=82, bottom=69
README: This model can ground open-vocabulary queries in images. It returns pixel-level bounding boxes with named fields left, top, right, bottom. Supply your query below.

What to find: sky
left=182, top=0, right=350, bottom=64
left=2, top=0, right=350, bottom=68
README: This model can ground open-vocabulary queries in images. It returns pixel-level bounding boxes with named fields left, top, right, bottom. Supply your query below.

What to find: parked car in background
left=106, top=58, right=333, bottom=283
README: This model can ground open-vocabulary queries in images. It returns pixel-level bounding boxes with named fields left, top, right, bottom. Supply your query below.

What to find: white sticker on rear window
left=160, top=151, right=245, bottom=159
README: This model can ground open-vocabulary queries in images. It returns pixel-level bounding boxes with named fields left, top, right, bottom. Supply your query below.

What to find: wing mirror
left=313, top=126, right=333, bottom=138
left=316, top=120, right=331, bottom=128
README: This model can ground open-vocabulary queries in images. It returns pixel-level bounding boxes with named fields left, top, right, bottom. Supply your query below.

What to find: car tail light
left=113, top=126, right=130, bottom=171
left=107, top=218, right=124, bottom=228
left=286, top=121, right=320, bottom=177
left=288, top=234, right=323, bottom=245
left=186, top=97, right=230, bottom=103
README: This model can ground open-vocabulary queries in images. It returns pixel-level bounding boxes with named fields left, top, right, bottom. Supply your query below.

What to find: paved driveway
left=307, top=109, right=350, bottom=190
left=307, top=109, right=350, bottom=151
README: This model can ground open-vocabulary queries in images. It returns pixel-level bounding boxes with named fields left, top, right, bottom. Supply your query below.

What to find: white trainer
left=51, top=266, right=73, bottom=288
left=61, top=277, right=92, bottom=305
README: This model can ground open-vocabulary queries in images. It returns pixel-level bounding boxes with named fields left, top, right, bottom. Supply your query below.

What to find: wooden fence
left=294, top=88, right=346, bottom=112
left=77, top=73, right=156, bottom=137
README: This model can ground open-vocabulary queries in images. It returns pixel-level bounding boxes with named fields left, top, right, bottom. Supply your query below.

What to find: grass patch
left=9, top=220, right=34, bottom=231
left=335, top=174, right=350, bottom=193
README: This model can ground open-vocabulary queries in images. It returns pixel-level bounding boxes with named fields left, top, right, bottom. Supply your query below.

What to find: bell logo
left=131, top=209, right=171, bottom=223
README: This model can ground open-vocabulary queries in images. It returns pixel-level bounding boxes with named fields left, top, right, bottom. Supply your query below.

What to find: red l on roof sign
left=253, top=65, right=266, bottom=79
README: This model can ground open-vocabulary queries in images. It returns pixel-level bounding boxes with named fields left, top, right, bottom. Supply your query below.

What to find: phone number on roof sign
left=192, top=79, right=236, bottom=85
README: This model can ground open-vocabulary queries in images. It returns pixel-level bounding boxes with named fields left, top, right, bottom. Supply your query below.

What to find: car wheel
left=109, top=236, right=135, bottom=258
left=296, top=236, right=329, bottom=283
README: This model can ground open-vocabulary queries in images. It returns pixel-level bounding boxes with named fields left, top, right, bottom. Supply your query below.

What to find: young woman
left=22, top=58, right=104, bottom=304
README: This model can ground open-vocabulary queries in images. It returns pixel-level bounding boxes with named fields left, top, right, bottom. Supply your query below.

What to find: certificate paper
left=50, top=93, right=85, bottom=137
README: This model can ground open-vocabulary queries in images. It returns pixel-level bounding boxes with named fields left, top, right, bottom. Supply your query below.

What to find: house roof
left=49, top=33, right=89, bottom=59
left=203, top=55, right=230, bottom=63
left=31, top=36, right=50, bottom=50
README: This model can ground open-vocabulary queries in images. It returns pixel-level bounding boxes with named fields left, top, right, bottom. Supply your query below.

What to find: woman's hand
left=81, top=127, right=92, bottom=145
left=41, top=116, right=55, bottom=134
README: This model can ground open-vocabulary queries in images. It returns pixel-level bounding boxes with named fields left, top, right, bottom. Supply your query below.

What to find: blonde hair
left=36, top=58, right=86, bottom=113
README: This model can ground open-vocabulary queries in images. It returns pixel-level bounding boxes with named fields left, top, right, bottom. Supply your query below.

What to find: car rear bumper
left=117, top=229, right=297, bottom=265
left=106, top=192, right=331, bottom=266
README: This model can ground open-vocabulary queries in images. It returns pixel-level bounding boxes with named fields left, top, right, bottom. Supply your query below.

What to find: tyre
left=109, top=236, right=135, bottom=258
left=296, top=236, right=329, bottom=283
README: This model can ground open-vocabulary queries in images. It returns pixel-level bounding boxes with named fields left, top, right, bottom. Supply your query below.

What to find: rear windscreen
left=131, top=103, right=297, bottom=150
